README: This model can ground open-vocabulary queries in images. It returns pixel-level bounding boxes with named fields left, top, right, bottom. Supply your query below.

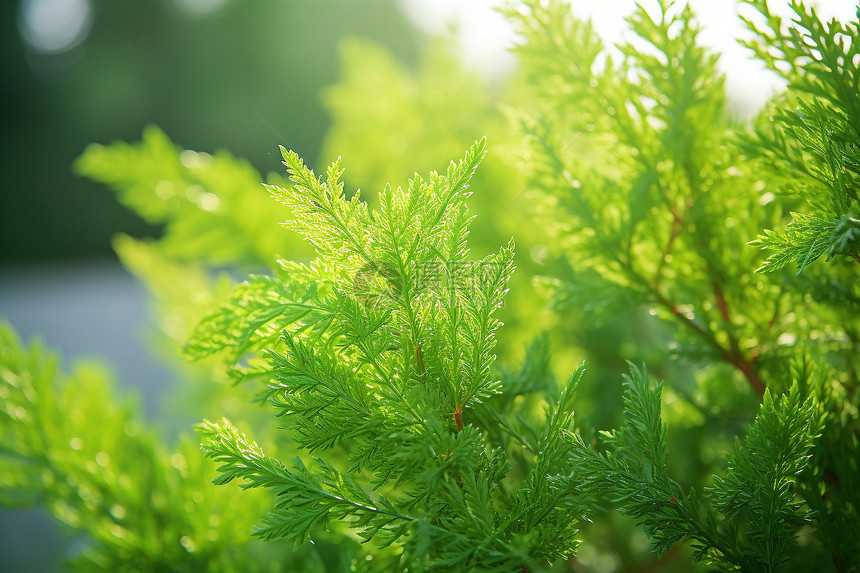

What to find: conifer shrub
left=1, top=1, right=857, bottom=571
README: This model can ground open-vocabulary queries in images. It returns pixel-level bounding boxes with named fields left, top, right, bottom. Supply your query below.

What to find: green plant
left=507, top=0, right=858, bottom=569
left=573, top=362, right=824, bottom=571
left=2, top=1, right=858, bottom=572
left=743, top=0, right=860, bottom=272
left=0, top=322, right=297, bottom=572
left=193, top=140, right=592, bottom=571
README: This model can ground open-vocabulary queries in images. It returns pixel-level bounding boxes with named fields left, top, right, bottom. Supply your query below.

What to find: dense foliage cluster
left=1, top=1, right=858, bottom=572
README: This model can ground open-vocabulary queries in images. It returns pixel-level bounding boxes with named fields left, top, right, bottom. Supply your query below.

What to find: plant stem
left=648, top=285, right=766, bottom=396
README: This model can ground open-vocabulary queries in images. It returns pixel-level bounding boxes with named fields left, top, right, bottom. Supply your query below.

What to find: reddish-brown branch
left=624, top=196, right=768, bottom=397
left=728, top=348, right=766, bottom=396
left=709, top=280, right=767, bottom=396
left=711, top=279, right=731, bottom=323
left=650, top=287, right=707, bottom=338
left=650, top=286, right=766, bottom=397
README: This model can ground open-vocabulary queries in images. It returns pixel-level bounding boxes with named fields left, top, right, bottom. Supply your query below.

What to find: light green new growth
left=508, top=0, right=783, bottom=396
left=195, top=141, right=588, bottom=571
left=74, top=125, right=302, bottom=268
left=743, top=0, right=860, bottom=272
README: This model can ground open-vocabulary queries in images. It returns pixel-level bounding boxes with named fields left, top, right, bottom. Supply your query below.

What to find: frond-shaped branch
left=574, top=364, right=823, bottom=570
left=198, top=419, right=413, bottom=545
left=193, top=140, right=590, bottom=569
left=742, top=1, right=860, bottom=271
left=708, top=384, right=822, bottom=569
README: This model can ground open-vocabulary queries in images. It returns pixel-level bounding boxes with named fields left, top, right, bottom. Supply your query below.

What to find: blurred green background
left=0, top=0, right=419, bottom=263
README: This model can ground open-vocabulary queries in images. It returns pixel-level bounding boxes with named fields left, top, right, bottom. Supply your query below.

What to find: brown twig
left=649, top=285, right=766, bottom=396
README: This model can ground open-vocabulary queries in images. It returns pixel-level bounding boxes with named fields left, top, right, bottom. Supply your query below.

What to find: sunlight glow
left=399, top=0, right=858, bottom=116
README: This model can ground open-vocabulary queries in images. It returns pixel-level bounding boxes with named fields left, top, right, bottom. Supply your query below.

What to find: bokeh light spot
left=19, top=0, right=92, bottom=54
